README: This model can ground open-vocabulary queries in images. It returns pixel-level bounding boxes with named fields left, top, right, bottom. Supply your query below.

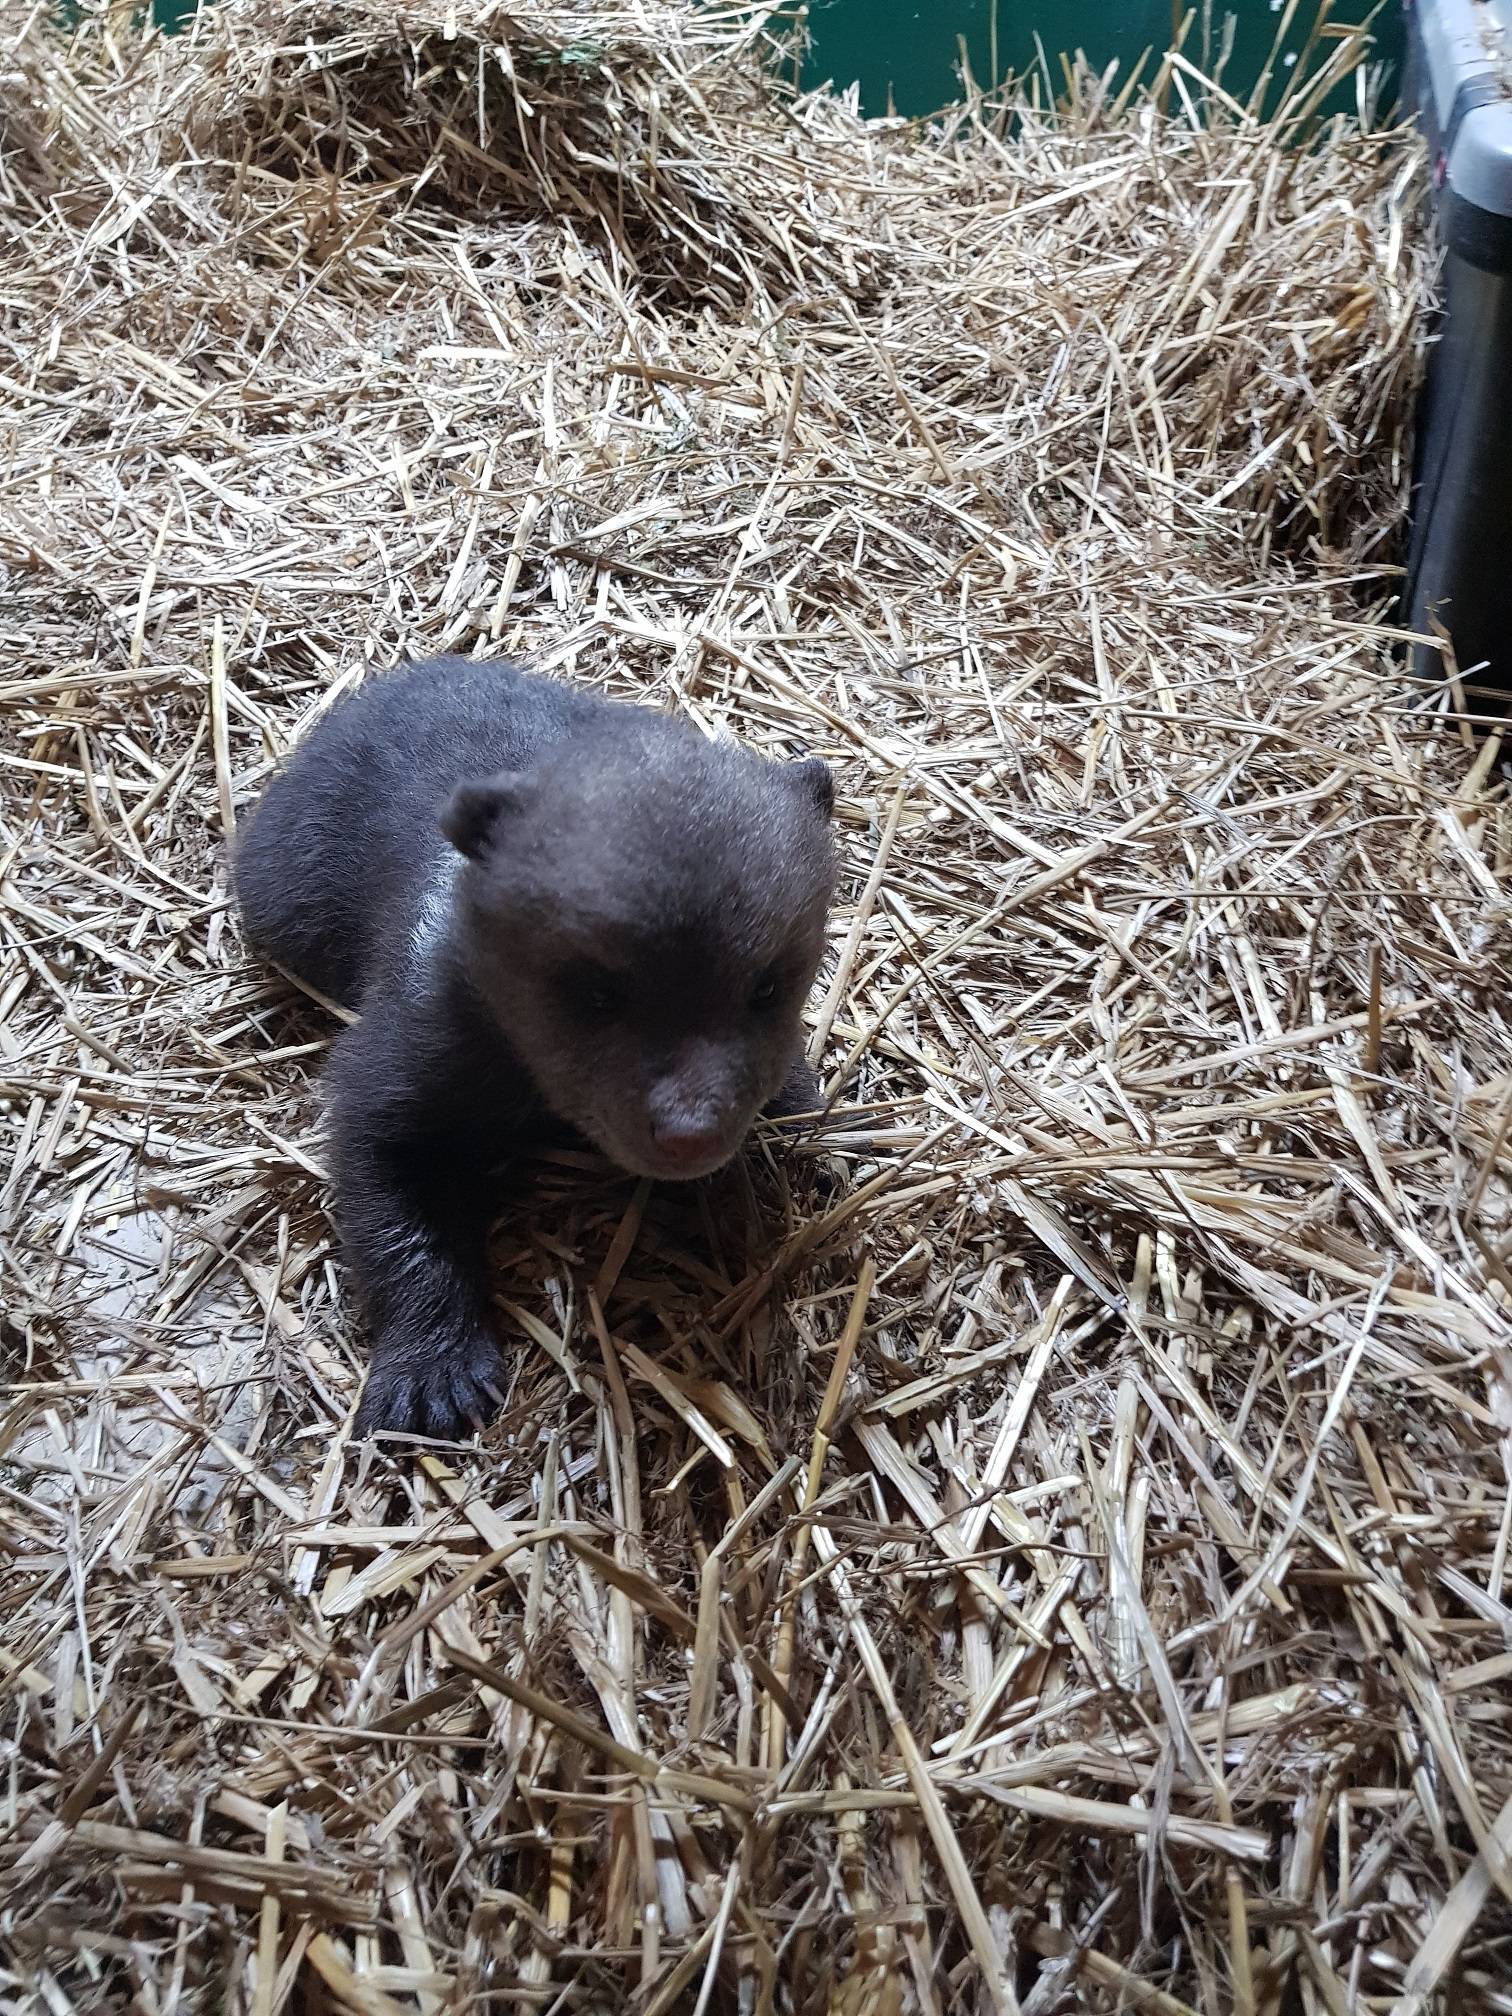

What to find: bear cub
left=235, top=657, right=836, bottom=1438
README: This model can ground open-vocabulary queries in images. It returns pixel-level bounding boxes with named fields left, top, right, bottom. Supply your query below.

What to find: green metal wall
left=149, top=1, right=1404, bottom=120
left=801, top=1, right=1403, bottom=119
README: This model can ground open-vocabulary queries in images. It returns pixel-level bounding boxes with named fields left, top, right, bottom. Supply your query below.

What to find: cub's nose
left=651, top=1119, right=727, bottom=1171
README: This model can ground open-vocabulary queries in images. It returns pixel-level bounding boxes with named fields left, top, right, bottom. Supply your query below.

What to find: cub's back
left=235, top=658, right=591, bottom=1006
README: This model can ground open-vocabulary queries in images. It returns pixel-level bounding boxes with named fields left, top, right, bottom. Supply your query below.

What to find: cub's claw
left=355, top=1332, right=505, bottom=1441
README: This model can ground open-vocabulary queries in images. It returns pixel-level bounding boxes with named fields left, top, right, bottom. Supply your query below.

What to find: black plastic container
left=1403, top=0, right=1512, bottom=688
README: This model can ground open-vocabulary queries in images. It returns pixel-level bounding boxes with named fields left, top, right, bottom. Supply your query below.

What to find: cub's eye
left=749, top=972, right=780, bottom=1011
left=563, top=965, right=625, bottom=1017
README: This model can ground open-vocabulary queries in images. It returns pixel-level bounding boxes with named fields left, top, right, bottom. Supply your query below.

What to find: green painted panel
left=801, top=1, right=1404, bottom=119
left=147, top=0, right=1404, bottom=125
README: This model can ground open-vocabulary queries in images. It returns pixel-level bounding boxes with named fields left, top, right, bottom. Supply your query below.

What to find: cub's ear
left=439, top=772, right=535, bottom=860
left=787, top=755, right=835, bottom=820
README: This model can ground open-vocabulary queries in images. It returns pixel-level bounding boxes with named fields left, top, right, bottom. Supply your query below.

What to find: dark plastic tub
left=1403, top=0, right=1512, bottom=688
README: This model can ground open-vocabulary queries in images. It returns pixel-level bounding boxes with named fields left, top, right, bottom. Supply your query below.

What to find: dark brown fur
left=235, top=658, right=835, bottom=1437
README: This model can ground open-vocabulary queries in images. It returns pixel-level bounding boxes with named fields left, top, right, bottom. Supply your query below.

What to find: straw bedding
left=2, top=2, right=1509, bottom=2010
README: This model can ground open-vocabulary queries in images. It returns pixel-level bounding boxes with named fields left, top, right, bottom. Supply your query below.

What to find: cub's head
left=443, top=710, right=835, bottom=1180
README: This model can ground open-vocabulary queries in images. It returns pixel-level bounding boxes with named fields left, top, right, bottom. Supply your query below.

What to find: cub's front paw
left=355, top=1332, right=505, bottom=1441
left=763, top=1056, right=823, bottom=1124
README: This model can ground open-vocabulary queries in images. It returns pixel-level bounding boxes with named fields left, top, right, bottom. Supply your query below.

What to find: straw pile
left=3, top=1, right=1509, bottom=2010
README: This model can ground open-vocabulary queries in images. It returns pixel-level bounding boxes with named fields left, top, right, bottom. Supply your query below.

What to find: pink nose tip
left=652, top=1122, right=726, bottom=1169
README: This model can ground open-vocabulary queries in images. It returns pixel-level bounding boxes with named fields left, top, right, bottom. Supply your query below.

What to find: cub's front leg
left=329, top=1026, right=507, bottom=1439
left=763, top=1053, right=824, bottom=1123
